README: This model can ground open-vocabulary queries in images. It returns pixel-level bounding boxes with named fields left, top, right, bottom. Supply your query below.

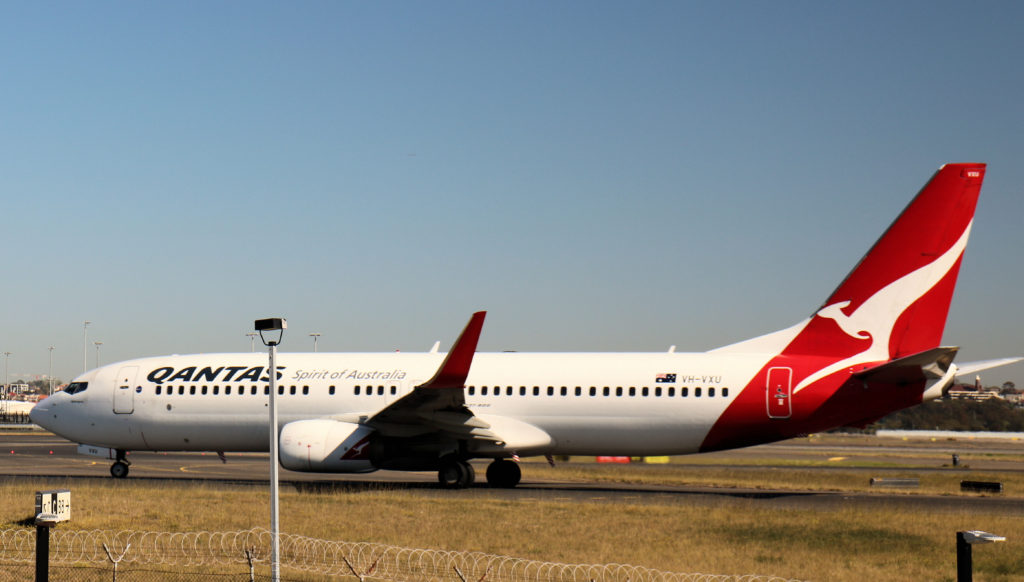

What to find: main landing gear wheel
left=438, top=458, right=475, bottom=489
left=110, top=461, right=129, bottom=479
left=485, top=459, right=521, bottom=488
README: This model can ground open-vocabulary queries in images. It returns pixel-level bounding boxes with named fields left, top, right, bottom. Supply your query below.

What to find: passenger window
left=655, top=387, right=662, bottom=397
left=156, top=386, right=162, bottom=395
left=377, top=386, right=384, bottom=395
left=289, top=386, right=296, bottom=395
left=709, top=387, right=715, bottom=397
left=615, top=387, right=623, bottom=397
left=575, top=387, right=581, bottom=396
left=695, top=387, right=702, bottom=397
left=533, top=387, right=540, bottom=396
left=681, top=387, right=688, bottom=397
left=190, top=386, right=196, bottom=395
left=468, top=386, right=475, bottom=396
left=303, top=386, right=310, bottom=395
left=603, top=387, right=610, bottom=396
left=506, top=386, right=513, bottom=396
left=391, top=386, right=397, bottom=395
left=723, top=387, right=729, bottom=397
left=668, top=387, right=675, bottom=397
left=329, top=386, right=336, bottom=395
left=520, top=386, right=526, bottom=396
left=589, top=387, right=596, bottom=396
left=628, top=387, right=636, bottom=397
left=547, top=387, right=554, bottom=396
left=201, top=386, right=208, bottom=395
left=355, top=385, right=361, bottom=395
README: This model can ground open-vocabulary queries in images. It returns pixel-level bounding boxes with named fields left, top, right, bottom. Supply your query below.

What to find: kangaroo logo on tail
left=794, top=219, right=973, bottom=392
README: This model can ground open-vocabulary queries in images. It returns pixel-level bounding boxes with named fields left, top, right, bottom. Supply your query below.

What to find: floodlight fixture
left=957, top=530, right=1007, bottom=582
left=255, top=318, right=287, bottom=347
left=960, top=530, right=1006, bottom=545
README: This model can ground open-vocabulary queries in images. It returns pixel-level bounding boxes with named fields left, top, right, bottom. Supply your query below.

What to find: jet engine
left=279, top=419, right=376, bottom=473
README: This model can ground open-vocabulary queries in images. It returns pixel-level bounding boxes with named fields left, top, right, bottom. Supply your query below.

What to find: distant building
left=4, top=383, right=30, bottom=396
left=946, top=383, right=1003, bottom=402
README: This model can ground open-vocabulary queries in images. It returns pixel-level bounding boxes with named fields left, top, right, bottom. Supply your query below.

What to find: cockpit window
left=65, top=382, right=88, bottom=395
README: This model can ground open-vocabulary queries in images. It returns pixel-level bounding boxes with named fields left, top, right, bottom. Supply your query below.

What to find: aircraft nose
left=29, top=400, right=53, bottom=430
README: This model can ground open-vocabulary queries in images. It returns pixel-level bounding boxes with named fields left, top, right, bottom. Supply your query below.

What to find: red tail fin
left=791, top=163, right=985, bottom=361
left=701, top=164, right=987, bottom=452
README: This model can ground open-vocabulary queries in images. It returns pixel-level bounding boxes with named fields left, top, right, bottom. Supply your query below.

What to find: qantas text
left=147, top=366, right=286, bottom=385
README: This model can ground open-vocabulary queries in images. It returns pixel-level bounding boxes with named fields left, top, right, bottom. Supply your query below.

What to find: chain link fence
left=0, top=527, right=805, bottom=582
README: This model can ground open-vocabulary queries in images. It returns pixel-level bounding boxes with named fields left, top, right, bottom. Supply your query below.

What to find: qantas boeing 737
left=31, top=163, right=1021, bottom=487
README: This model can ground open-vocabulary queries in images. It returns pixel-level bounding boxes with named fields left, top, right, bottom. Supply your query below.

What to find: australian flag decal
left=655, top=373, right=676, bottom=383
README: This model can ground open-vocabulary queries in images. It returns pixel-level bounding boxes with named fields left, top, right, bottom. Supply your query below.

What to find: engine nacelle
left=279, top=419, right=377, bottom=473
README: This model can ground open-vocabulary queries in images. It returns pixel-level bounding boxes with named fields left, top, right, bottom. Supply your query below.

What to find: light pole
left=82, top=321, right=91, bottom=373
left=94, top=341, right=103, bottom=368
left=309, top=333, right=320, bottom=352
left=255, top=317, right=286, bottom=582
left=2, top=352, right=10, bottom=414
left=246, top=332, right=257, bottom=352
left=957, top=531, right=1006, bottom=581
left=48, top=347, right=54, bottom=396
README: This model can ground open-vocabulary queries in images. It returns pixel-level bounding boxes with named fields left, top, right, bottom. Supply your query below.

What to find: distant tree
left=27, top=379, right=60, bottom=393
left=1002, top=381, right=1018, bottom=394
left=871, top=399, right=1024, bottom=432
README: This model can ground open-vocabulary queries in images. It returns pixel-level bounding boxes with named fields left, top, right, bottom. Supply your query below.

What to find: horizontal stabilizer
left=954, top=357, right=1024, bottom=379
left=854, top=347, right=959, bottom=384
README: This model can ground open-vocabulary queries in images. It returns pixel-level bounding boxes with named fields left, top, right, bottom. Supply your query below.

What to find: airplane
left=31, top=163, right=1022, bottom=488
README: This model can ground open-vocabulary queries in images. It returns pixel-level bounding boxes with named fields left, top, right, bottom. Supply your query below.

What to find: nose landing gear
left=109, top=449, right=130, bottom=479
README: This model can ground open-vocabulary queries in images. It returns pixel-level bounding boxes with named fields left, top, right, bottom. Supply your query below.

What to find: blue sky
left=2, top=1, right=1022, bottom=387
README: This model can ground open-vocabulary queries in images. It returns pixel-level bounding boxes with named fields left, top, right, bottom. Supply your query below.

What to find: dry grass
left=1, top=475, right=1021, bottom=581
left=519, top=461, right=1024, bottom=497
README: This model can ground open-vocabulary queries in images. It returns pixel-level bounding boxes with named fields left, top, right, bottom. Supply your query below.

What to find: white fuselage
left=33, top=350, right=769, bottom=457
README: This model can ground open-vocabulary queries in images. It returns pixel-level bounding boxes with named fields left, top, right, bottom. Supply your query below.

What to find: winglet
left=419, top=311, right=487, bottom=390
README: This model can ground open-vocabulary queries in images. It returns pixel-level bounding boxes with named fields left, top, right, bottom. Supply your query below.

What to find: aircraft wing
left=366, top=312, right=495, bottom=438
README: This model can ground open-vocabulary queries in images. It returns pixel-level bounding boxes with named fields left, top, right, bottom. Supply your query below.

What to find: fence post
left=245, top=546, right=258, bottom=582
left=102, top=542, right=131, bottom=582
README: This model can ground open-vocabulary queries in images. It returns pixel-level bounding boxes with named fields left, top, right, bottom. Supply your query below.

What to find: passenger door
left=766, top=367, right=792, bottom=419
left=113, top=366, right=138, bottom=414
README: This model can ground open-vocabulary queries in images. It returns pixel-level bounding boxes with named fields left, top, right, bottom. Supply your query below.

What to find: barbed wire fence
left=0, top=527, right=807, bottom=582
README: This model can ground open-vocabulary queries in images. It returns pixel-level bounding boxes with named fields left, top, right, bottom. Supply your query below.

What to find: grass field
left=1, top=435, right=1021, bottom=581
